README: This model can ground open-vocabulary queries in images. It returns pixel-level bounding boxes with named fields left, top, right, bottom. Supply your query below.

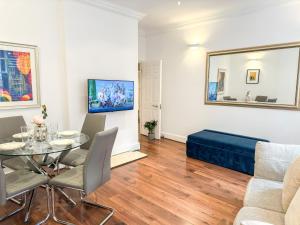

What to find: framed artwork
left=0, top=42, right=40, bottom=109
left=246, top=69, right=260, bottom=84
left=217, top=68, right=226, bottom=94
left=208, top=82, right=218, bottom=101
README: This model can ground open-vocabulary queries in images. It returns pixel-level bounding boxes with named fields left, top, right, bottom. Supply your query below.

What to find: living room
left=0, top=0, right=299, bottom=225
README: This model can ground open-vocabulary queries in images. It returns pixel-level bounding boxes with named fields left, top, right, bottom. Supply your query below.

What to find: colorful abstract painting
left=0, top=42, right=40, bottom=108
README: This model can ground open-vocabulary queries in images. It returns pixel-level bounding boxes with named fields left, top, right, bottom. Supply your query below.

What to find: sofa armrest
left=241, top=221, right=274, bottom=225
left=254, top=142, right=300, bottom=182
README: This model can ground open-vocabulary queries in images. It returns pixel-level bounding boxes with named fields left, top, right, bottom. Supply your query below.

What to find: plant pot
left=148, top=132, right=155, bottom=140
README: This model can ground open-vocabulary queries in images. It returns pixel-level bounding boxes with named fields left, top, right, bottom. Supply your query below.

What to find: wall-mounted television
left=88, top=79, right=134, bottom=113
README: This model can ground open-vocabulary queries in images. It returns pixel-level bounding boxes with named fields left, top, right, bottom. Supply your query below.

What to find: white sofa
left=233, top=142, right=300, bottom=225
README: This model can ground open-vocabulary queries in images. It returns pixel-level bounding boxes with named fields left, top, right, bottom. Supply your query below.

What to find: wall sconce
left=187, top=43, right=201, bottom=48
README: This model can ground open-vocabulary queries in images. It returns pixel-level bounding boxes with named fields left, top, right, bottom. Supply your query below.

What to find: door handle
left=152, top=104, right=159, bottom=108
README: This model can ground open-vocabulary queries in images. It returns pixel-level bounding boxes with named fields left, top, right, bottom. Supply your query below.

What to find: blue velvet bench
left=186, top=129, right=269, bottom=175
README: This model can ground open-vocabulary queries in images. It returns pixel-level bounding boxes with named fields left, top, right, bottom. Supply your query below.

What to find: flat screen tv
left=88, top=79, right=134, bottom=113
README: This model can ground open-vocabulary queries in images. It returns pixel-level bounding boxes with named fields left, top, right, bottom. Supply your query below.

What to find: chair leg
left=36, top=186, right=51, bottom=225
left=24, top=189, right=36, bottom=223
left=80, top=192, right=114, bottom=225
left=57, top=187, right=77, bottom=206
left=51, top=187, right=75, bottom=225
left=0, top=194, right=26, bottom=221
left=9, top=197, right=22, bottom=205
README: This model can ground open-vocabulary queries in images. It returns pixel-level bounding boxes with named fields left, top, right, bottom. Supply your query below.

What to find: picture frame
left=246, top=69, right=260, bottom=84
left=0, top=41, right=40, bottom=109
left=208, top=82, right=218, bottom=101
left=217, top=68, right=226, bottom=94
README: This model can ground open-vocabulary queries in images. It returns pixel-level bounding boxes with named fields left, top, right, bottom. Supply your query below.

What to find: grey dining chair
left=49, top=127, right=118, bottom=225
left=0, top=116, right=54, bottom=170
left=0, top=163, right=50, bottom=224
left=59, top=113, right=106, bottom=167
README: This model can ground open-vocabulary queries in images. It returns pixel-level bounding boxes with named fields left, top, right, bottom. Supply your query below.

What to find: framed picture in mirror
left=217, top=68, right=226, bottom=94
left=246, top=69, right=260, bottom=84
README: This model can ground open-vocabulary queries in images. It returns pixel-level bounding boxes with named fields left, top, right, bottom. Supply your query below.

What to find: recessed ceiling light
left=177, top=1, right=181, bottom=6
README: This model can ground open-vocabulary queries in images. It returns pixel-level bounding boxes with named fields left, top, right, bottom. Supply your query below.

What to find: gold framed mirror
left=205, top=42, right=300, bottom=110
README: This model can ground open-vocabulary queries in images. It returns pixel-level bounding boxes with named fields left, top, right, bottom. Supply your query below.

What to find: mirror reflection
left=206, top=45, right=300, bottom=109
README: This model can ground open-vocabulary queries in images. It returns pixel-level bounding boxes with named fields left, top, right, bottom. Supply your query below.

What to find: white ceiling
left=108, top=0, right=292, bottom=31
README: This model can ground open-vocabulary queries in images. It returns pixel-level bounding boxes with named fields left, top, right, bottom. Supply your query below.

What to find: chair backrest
left=255, top=96, right=268, bottom=102
left=80, top=114, right=106, bottom=150
left=0, top=116, right=26, bottom=139
left=83, top=127, right=118, bottom=194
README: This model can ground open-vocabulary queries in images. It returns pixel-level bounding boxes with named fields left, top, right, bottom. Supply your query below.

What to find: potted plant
left=144, top=120, right=158, bottom=140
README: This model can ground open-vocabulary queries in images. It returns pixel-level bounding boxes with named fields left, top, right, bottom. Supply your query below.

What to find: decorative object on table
left=0, top=41, right=40, bottom=109
left=0, top=142, right=25, bottom=151
left=208, top=82, right=218, bottom=101
left=217, top=68, right=226, bottom=95
left=32, top=113, right=47, bottom=143
left=144, top=120, right=158, bottom=140
left=245, top=90, right=251, bottom=102
left=41, top=104, right=48, bottom=119
left=31, top=104, right=49, bottom=142
left=246, top=69, right=260, bottom=84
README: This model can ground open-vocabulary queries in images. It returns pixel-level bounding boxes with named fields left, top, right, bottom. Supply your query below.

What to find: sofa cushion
left=241, top=221, right=277, bottom=225
left=244, top=178, right=283, bottom=213
left=234, top=207, right=284, bottom=225
left=285, top=187, right=300, bottom=225
left=282, top=156, right=300, bottom=212
left=255, top=142, right=300, bottom=182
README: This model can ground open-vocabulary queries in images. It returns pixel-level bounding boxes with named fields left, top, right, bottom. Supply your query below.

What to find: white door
left=139, top=60, right=162, bottom=139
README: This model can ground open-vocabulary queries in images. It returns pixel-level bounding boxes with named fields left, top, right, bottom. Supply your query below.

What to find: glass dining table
left=0, top=132, right=89, bottom=221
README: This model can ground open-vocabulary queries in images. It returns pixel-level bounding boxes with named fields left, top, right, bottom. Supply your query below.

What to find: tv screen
left=88, top=79, right=134, bottom=113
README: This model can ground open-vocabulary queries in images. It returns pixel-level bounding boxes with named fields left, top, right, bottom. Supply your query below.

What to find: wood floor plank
left=0, top=135, right=250, bottom=225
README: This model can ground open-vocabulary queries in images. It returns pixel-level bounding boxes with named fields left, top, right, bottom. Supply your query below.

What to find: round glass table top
left=0, top=133, right=89, bottom=156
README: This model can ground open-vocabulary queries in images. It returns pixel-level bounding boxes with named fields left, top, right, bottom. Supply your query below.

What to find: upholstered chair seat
left=59, top=149, right=87, bottom=167
left=0, top=167, right=50, bottom=223
left=50, top=165, right=83, bottom=190
left=5, top=170, right=48, bottom=198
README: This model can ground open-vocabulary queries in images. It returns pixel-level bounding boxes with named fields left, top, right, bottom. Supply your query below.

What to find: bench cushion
left=186, top=130, right=269, bottom=175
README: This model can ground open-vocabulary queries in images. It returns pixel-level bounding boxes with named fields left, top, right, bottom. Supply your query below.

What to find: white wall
left=0, top=0, right=68, bottom=128
left=144, top=2, right=300, bottom=144
left=0, top=0, right=140, bottom=155
left=63, top=0, right=140, bottom=154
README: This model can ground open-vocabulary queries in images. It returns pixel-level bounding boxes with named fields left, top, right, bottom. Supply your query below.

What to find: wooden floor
left=0, top=136, right=251, bottom=225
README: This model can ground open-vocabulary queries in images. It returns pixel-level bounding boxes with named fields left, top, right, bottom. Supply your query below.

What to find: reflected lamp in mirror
left=205, top=42, right=300, bottom=110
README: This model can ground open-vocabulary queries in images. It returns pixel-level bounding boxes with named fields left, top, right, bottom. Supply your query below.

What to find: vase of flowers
left=144, top=120, right=158, bottom=140
left=33, top=105, right=48, bottom=142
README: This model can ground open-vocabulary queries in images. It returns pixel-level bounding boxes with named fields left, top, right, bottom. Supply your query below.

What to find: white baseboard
left=161, top=132, right=187, bottom=143
left=112, top=142, right=141, bottom=156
